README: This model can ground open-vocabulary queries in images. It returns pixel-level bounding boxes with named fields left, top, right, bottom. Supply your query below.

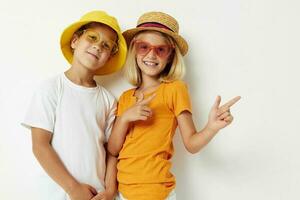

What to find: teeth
left=144, top=61, right=158, bottom=66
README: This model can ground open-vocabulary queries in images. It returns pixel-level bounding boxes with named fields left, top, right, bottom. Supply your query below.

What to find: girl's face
left=71, top=23, right=118, bottom=73
left=134, top=32, right=174, bottom=79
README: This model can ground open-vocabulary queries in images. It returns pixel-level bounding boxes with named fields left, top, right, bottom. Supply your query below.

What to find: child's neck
left=65, top=67, right=97, bottom=88
left=139, top=74, right=161, bottom=90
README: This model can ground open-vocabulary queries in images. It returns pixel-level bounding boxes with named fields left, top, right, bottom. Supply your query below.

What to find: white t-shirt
left=22, top=73, right=116, bottom=200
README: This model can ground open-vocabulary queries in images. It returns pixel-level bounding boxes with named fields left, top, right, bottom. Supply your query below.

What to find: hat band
left=137, top=22, right=174, bottom=32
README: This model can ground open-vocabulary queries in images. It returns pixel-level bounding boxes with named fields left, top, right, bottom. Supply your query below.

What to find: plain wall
left=1, top=0, right=299, bottom=199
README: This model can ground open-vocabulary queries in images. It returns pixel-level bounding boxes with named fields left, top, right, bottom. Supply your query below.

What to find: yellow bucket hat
left=60, top=10, right=127, bottom=75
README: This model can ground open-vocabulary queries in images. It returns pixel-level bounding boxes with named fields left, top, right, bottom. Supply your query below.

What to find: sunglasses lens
left=84, top=30, right=118, bottom=53
left=135, top=42, right=150, bottom=55
left=134, top=41, right=173, bottom=58
left=155, top=46, right=171, bottom=58
left=85, top=30, right=100, bottom=43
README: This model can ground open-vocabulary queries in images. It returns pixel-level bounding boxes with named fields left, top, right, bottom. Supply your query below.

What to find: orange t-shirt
left=116, top=80, right=192, bottom=200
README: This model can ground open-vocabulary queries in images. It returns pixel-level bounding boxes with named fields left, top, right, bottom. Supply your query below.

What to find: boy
left=22, top=10, right=127, bottom=200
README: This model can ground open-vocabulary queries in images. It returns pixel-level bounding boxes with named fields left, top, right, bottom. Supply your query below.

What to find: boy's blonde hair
left=123, top=31, right=186, bottom=87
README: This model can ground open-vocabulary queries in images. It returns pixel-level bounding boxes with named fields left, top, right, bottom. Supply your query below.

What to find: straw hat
left=60, top=10, right=127, bottom=75
left=123, top=11, right=188, bottom=55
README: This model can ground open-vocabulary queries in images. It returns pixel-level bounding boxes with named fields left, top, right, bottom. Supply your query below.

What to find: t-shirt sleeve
left=21, top=86, right=57, bottom=133
left=168, top=81, right=192, bottom=116
left=104, top=98, right=117, bottom=143
left=116, top=92, right=127, bottom=117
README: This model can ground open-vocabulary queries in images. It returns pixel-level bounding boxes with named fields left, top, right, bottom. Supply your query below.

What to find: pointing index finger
left=222, top=96, right=241, bottom=109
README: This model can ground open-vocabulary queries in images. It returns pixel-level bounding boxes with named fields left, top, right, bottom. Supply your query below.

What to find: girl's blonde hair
left=123, top=31, right=186, bottom=87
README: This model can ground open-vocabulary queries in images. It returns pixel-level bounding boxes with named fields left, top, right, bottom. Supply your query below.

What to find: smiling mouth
left=143, top=61, right=158, bottom=67
left=86, top=52, right=99, bottom=60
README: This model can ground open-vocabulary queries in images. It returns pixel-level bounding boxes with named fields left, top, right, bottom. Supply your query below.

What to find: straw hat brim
left=60, top=20, right=127, bottom=75
left=123, top=27, right=188, bottom=56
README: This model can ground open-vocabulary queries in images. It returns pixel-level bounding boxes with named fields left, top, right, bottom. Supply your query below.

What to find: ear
left=70, top=34, right=80, bottom=49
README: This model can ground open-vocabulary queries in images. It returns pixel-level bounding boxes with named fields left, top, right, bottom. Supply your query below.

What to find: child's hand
left=206, top=96, right=241, bottom=133
left=121, top=94, right=156, bottom=123
left=68, top=183, right=97, bottom=200
left=90, top=190, right=115, bottom=200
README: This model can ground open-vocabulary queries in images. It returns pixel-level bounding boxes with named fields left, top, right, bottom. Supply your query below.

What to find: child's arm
left=31, top=127, right=97, bottom=200
left=107, top=94, right=155, bottom=156
left=177, top=96, right=241, bottom=154
left=105, top=152, right=118, bottom=193
left=92, top=151, right=118, bottom=200
left=107, top=116, right=130, bottom=156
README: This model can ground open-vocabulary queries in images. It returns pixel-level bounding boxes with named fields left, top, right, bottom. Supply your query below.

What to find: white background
left=0, top=0, right=299, bottom=199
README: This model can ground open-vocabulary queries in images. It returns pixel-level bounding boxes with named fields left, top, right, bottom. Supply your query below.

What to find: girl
left=108, top=11, right=241, bottom=200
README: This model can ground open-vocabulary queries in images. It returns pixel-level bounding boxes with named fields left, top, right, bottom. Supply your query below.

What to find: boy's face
left=71, top=23, right=118, bottom=73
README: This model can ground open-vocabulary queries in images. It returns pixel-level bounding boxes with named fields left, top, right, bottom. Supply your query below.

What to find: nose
left=92, top=44, right=101, bottom=52
left=146, top=48, right=157, bottom=59
left=91, top=40, right=104, bottom=52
